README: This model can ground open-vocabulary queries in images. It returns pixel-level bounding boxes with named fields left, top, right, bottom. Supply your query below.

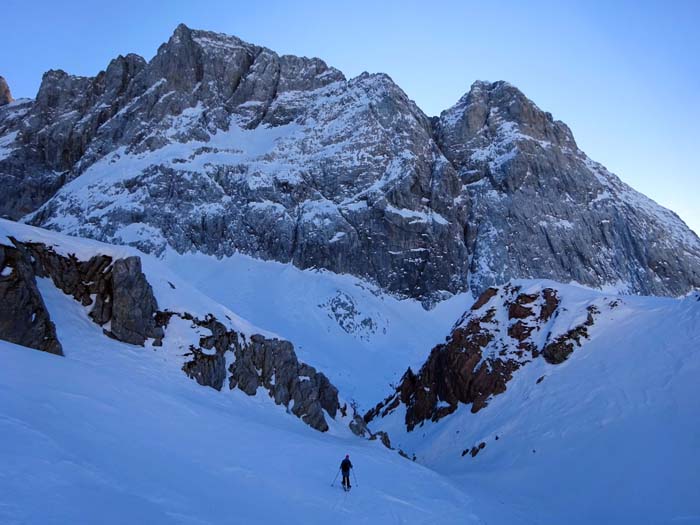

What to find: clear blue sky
left=3, top=0, right=698, bottom=234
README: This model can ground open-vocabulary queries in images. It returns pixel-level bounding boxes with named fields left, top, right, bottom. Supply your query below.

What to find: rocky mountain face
left=1, top=25, right=698, bottom=303
left=434, top=81, right=700, bottom=296
left=365, top=281, right=615, bottom=432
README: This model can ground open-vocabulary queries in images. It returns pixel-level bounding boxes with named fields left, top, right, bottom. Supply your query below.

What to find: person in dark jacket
left=340, top=454, right=353, bottom=490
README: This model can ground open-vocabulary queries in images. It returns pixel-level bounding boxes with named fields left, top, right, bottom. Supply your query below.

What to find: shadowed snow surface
left=0, top=281, right=477, bottom=524
left=0, top=220, right=699, bottom=524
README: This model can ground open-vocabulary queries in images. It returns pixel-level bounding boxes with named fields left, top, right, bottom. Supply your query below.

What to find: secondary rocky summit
left=1, top=25, right=698, bottom=303
left=365, top=281, right=613, bottom=432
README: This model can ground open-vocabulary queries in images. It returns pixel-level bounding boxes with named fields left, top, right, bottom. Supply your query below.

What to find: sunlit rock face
left=0, top=76, right=12, bottom=106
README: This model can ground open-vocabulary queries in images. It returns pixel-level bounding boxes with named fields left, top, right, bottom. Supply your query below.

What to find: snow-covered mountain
left=1, top=24, right=699, bottom=303
left=2, top=24, right=700, bottom=525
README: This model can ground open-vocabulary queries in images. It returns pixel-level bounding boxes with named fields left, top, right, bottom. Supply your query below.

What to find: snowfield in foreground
left=0, top=284, right=477, bottom=524
left=0, top=219, right=699, bottom=524
left=168, top=249, right=700, bottom=524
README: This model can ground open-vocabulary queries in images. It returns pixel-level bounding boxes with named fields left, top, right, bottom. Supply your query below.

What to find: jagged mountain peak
left=438, top=79, right=576, bottom=155
left=1, top=26, right=699, bottom=303
left=165, top=23, right=253, bottom=53
left=152, top=23, right=346, bottom=96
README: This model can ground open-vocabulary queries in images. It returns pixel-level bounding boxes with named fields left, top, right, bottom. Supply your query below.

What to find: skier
left=340, top=454, right=353, bottom=491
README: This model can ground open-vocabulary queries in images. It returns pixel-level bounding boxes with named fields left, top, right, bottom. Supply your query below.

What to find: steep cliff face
left=0, top=236, right=163, bottom=352
left=1, top=26, right=698, bottom=303
left=435, top=80, right=700, bottom=297
left=179, top=312, right=341, bottom=432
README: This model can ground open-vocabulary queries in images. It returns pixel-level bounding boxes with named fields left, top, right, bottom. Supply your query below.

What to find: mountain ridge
left=1, top=24, right=698, bottom=304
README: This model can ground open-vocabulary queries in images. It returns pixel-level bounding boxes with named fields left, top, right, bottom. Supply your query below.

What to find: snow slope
left=0, top=278, right=478, bottom=525
left=1, top=220, right=699, bottom=524
left=373, top=283, right=700, bottom=525
left=1, top=217, right=472, bottom=408
left=163, top=251, right=472, bottom=407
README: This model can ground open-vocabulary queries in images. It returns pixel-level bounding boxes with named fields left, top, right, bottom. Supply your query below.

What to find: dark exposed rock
left=349, top=414, right=370, bottom=437
left=369, top=430, right=392, bottom=449
left=468, top=442, right=487, bottom=458
left=366, top=283, right=604, bottom=431
left=366, top=306, right=514, bottom=431
left=471, top=287, right=498, bottom=310
left=5, top=239, right=163, bottom=347
left=508, top=302, right=533, bottom=320
left=176, top=311, right=341, bottom=432
left=540, top=288, right=560, bottom=321
left=13, top=241, right=113, bottom=306
left=108, top=257, right=164, bottom=345
left=542, top=305, right=598, bottom=364
left=182, top=344, right=227, bottom=390
left=0, top=244, right=62, bottom=354
left=228, top=334, right=339, bottom=431
left=0, top=76, right=12, bottom=106
left=508, top=320, right=534, bottom=342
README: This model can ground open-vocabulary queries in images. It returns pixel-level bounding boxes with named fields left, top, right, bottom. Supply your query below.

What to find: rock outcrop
left=365, top=282, right=614, bottom=431
left=109, top=257, right=163, bottom=345
left=229, top=334, right=339, bottom=431
left=0, top=244, right=62, bottom=355
left=0, top=230, right=341, bottom=432
left=1, top=26, right=698, bottom=303
left=7, top=240, right=164, bottom=346
left=179, top=313, right=340, bottom=432
left=0, top=235, right=164, bottom=354
left=0, top=76, right=12, bottom=106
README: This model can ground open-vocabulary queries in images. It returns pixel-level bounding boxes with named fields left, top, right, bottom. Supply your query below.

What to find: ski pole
left=352, top=469, right=358, bottom=488
left=331, top=469, right=340, bottom=486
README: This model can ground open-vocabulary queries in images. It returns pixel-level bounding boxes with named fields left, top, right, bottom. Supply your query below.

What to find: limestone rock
left=109, top=257, right=164, bottom=345
left=11, top=240, right=162, bottom=347
left=229, top=334, right=339, bottom=432
left=182, top=345, right=227, bottom=391
left=178, top=313, right=341, bottom=432
left=435, top=80, right=700, bottom=298
left=1, top=27, right=698, bottom=303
